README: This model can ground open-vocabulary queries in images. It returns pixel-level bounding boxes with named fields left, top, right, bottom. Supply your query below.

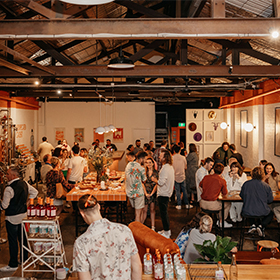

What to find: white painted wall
left=37, top=101, right=155, bottom=170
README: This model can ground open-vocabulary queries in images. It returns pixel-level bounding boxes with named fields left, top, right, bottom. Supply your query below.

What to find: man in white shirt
left=37, top=136, right=54, bottom=162
left=0, top=166, right=38, bottom=272
left=173, top=145, right=193, bottom=210
left=152, top=149, right=174, bottom=238
left=66, top=145, right=88, bottom=184
left=195, top=157, right=214, bottom=202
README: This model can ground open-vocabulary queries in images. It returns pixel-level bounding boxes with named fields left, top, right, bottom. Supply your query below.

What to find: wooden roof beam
left=1, top=18, right=280, bottom=40
left=0, top=57, right=30, bottom=75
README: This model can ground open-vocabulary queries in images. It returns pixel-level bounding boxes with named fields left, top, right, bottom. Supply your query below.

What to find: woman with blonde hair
left=183, top=215, right=216, bottom=264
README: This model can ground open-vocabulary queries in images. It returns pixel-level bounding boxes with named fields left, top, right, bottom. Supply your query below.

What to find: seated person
left=259, top=159, right=268, bottom=170
left=224, top=162, right=247, bottom=222
left=222, top=157, right=237, bottom=178
left=183, top=215, right=216, bottom=264
left=240, top=166, right=274, bottom=237
left=199, top=163, right=232, bottom=228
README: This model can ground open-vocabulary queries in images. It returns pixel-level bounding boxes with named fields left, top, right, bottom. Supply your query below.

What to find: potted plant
left=194, top=236, right=237, bottom=264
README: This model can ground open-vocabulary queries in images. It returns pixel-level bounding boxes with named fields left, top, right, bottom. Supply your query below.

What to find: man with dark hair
left=214, top=142, right=233, bottom=166
left=73, top=194, right=142, bottom=279
left=133, top=139, right=143, bottom=155
left=125, top=151, right=147, bottom=223
left=240, top=166, right=273, bottom=237
left=199, top=163, right=232, bottom=228
left=153, top=140, right=167, bottom=171
left=104, top=139, right=117, bottom=151
left=37, top=136, right=54, bottom=162
left=152, top=149, right=174, bottom=238
left=149, top=140, right=156, bottom=153
left=0, top=166, right=38, bottom=272
left=173, top=145, right=192, bottom=210
left=66, top=145, right=88, bottom=184
left=195, top=157, right=215, bottom=202
left=229, top=143, right=244, bottom=167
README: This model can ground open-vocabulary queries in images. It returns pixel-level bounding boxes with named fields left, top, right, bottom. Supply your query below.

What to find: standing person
left=80, top=148, right=89, bottom=178
left=149, top=140, right=156, bottom=153
left=0, top=166, right=38, bottom=272
left=61, top=139, right=71, bottom=157
left=66, top=145, right=88, bottom=185
left=229, top=144, right=244, bottom=167
left=46, top=157, right=73, bottom=215
left=224, top=162, right=247, bottom=222
left=134, top=139, right=143, bottom=155
left=152, top=149, right=174, bottom=238
left=37, top=136, right=54, bottom=162
left=127, top=144, right=134, bottom=153
left=73, top=194, right=142, bottom=280
left=178, top=141, right=187, bottom=156
left=199, top=163, right=232, bottom=228
left=104, top=139, right=117, bottom=151
left=185, top=143, right=199, bottom=204
left=142, top=157, right=158, bottom=231
left=125, top=151, right=147, bottom=223
left=240, top=167, right=274, bottom=237
left=263, top=162, right=280, bottom=192
left=214, top=142, right=233, bottom=166
left=153, top=140, right=167, bottom=171
left=173, top=145, right=192, bottom=210
left=60, top=149, right=70, bottom=179
left=40, top=154, right=53, bottom=195
left=195, top=157, right=215, bottom=203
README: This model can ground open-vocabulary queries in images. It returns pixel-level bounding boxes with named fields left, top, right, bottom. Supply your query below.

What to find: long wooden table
left=142, top=264, right=280, bottom=280
left=218, top=191, right=280, bottom=237
left=66, top=172, right=126, bottom=236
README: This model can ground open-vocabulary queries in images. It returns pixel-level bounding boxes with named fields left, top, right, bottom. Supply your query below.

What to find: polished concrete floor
left=0, top=186, right=279, bottom=278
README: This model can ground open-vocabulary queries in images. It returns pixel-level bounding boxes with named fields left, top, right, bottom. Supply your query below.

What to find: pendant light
left=107, top=47, right=135, bottom=69
left=109, top=85, right=116, bottom=132
left=95, top=94, right=105, bottom=135
left=60, top=0, right=114, bottom=5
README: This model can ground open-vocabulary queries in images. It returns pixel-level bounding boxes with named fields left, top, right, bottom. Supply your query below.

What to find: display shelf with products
left=21, top=217, right=67, bottom=278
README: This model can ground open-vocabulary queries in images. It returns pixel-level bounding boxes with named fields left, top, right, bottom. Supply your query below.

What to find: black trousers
left=248, top=210, right=274, bottom=228
left=158, top=196, right=170, bottom=231
left=6, top=220, right=28, bottom=268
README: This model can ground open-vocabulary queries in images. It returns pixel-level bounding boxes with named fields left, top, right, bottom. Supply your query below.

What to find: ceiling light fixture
left=244, top=123, right=255, bottom=132
left=60, top=0, right=114, bottom=5
left=34, top=80, right=40, bottom=86
left=107, top=47, right=135, bottom=69
left=220, top=122, right=229, bottom=129
left=271, top=30, right=279, bottom=39
left=57, top=89, right=62, bottom=94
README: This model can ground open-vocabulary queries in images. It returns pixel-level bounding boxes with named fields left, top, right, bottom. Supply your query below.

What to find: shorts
left=129, top=196, right=145, bottom=209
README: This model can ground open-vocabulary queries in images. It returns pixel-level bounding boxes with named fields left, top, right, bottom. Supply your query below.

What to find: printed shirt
left=125, top=161, right=146, bottom=198
left=73, top=218, right=138, bottom=280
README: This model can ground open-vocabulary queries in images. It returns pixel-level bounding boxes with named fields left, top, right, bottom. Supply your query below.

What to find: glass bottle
left=229, top=254, right=238, bottom=280
left=27, top=198, right=36, bottom=218
left=215, top=261, right=224, bottom=280
left=143, top=248, right=153, bottom=275
left=36, top=197, right=41, bottom=218
left=47, top=199, right=56, bottom=219
left=154, top=254, right=163, bottom=280
left=40, top=198, right=46, bottom=218
left=163, top=249, right=171, bottom=266
left=45, top=197, right=50, bottom=209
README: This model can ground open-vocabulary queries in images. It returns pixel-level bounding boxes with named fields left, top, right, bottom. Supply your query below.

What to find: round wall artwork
left=193, top=132, right=202, bottom=142
left=208, top=110, right=217, bottom=120
left=188, top=122, right=197, bottom=132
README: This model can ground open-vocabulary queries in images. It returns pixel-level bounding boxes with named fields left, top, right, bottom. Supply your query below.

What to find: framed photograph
left=240, top=110, right=248, bottom=148
left=74, top=128, right=84, bottom=143
left=205, top=131, right=214, bottom=142
left=275, top=108, right=280, bottom=156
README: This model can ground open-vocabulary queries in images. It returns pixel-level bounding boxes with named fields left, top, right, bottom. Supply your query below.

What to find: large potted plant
left=194, top=236, right=237, bottom=264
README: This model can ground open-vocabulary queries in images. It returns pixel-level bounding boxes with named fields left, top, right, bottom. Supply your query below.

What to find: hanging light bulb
left=104, top=126, right=110, bottom=133
left=109, top=124, right=116, bottom=132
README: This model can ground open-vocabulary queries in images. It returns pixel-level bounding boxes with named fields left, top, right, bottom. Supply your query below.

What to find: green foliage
left=194, top=236, right=237, bottom=264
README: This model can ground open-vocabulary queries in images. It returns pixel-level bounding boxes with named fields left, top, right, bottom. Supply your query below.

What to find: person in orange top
left=199, top=163, right=232, bottom=228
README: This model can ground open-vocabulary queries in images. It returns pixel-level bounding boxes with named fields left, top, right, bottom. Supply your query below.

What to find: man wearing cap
left=73, top=194, right=142, bottom=280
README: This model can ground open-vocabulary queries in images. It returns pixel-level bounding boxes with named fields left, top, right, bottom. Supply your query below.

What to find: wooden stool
left=257, top=240, right=279, bottom=252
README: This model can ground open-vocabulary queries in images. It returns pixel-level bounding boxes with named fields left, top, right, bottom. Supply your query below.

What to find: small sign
left=178, top=122, right=185, bottom=127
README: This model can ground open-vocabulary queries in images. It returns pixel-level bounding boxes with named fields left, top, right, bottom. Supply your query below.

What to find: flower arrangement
left=88, top=147, right=113, bottom=182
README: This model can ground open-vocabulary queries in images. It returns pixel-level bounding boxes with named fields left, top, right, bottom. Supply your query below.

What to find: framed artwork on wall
left=74, top=128, right=84, bottom=143
left=240, top=110, right=248, bottom=148
left=205, top=131, right=214, bottom=142
left=275, top=108, right=280, bottom=157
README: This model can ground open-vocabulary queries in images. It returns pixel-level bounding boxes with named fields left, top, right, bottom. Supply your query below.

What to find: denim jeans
left=174, top=180, right=189, bottom=206
left=6, top=220, right=28, bottom=268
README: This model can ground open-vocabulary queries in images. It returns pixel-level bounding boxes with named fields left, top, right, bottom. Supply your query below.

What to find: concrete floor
left=0, top=185, right=279, bottom=278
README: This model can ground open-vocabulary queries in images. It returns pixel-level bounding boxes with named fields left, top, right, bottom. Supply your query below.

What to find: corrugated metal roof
left=226, top=0, right=273, bottom=18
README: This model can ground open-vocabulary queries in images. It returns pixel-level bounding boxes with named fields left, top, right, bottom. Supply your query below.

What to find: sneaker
left=185, top=204, right=193, bottom=209
left=0, top=265, right=18, bottom=272
left=248, top=224, right=257, bottom=234
left=257, top=225, right=264, bottom=237
left=157, top=230, right=171, bottom=238
left=157, top=230, right=165, bottom=235
left=175, top=205, right=182, bottom=210
left=151, top=226, right=156, bottom=231
left=217, top=220, right=233, bottom=228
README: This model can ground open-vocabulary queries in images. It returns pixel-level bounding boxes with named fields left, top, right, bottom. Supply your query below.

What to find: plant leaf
left=224, top=241, right=238, bottom=252
left=221, top=236, right=231, bottom=248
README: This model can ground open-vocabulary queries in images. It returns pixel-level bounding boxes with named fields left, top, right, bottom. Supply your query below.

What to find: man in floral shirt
left=125, top=151, right=147, bottom=223
left=73, top=194, right=142, bottom=280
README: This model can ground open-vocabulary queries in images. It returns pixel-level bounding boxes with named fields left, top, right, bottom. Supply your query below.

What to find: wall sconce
left=220, top=122, right=229, bottom=129
left=244, top=123, right=256, bottom=132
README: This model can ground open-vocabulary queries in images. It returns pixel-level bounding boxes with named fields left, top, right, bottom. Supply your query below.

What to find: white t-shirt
left=68, top=156, right=86, bottom=182
left=173, top=153, right=187, bottom=183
